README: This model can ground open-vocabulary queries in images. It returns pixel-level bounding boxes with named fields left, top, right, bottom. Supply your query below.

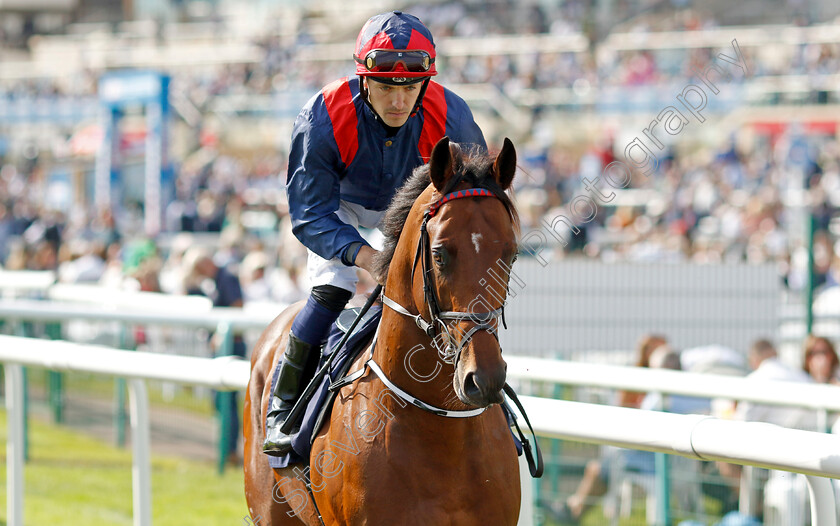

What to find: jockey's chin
left=381, top=109, right=411, bottom=127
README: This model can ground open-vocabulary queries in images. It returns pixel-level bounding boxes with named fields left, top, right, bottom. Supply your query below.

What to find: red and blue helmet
left=354, top=11, right=437, bottom=85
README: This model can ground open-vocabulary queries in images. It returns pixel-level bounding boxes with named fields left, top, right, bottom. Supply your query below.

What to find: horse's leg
left=244, top=303, right=322, bottom=525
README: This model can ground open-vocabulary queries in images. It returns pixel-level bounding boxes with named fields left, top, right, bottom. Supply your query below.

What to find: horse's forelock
left=372, top=148, right=519, bottom=283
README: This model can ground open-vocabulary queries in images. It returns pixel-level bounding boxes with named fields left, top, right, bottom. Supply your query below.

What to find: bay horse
left=244, top=136, right=522, bottom=525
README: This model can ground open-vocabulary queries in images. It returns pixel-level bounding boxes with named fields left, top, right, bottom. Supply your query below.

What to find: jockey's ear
left=429, top=136, right=456, bottom=192
left=493, top=137, right=516, bottom=191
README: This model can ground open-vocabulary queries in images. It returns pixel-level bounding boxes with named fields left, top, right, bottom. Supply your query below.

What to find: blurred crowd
left=0, top=148, right=310, bottom=308
left=0, top=2, right=838, bottom=101
left=3, top=124, right=840, bottom=300
left=1, top=0, right=840, bottom=303
left=516, top=127, right=840, bottom=290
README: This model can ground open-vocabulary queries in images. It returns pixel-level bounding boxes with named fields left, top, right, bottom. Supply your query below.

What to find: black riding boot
left=262, top=332, right=313, bottom=456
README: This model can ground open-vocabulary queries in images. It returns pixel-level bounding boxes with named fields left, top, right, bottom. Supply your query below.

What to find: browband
left=426, top=188, right=496, bottom=218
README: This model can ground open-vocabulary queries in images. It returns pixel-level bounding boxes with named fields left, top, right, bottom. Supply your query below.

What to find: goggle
left=355, top=49, right=434, bottom=73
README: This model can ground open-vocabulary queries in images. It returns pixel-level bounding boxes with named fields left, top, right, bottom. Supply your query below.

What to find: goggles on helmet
left=355, top=49, right=434, bottom=74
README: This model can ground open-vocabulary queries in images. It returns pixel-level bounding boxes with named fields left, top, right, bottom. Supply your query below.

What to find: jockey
left=263, top=10, right=487, bottom=456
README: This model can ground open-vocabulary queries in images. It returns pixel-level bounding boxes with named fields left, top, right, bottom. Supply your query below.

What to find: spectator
left=802, top=335, right=839, bottom=385
left=733, top=339, right=814, bottom=428
left=548, top=337, right=701, bottom=524
left=272, top=262, right=308, bottom=306
left=717, top=338, right=818, bottom=518
left=0, top=202, right=12, bottom=265
left=802, top=334, right=840, bottom=432
left=57, top=239, right=106, bottom=283
left=239, top=250, right=272, bottom=303
left=183, top=247, right=246, bottom=464
left=617, top=334, right=668, bottom=408
left=640, top=346, right=711, bottom=414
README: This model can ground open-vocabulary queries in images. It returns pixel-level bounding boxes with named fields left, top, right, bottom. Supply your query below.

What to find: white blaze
left=471, top=233, right=483, bottom=254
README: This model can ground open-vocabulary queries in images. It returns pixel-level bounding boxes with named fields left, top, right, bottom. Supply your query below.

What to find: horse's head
left=381, top=136, right=518, bottom=408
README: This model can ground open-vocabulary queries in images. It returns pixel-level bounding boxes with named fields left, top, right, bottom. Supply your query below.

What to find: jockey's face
left=365, top=78, right=422, bottom=128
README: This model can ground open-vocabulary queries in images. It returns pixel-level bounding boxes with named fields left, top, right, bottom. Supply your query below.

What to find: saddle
left=266, top=305, right=381, bottom=469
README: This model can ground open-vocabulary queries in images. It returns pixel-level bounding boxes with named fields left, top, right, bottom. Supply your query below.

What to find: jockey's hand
left=354, top=245, right=384, bottom=284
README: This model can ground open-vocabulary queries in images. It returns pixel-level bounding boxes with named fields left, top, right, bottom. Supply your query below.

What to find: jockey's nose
left=392, top=91, right=407, bottom=109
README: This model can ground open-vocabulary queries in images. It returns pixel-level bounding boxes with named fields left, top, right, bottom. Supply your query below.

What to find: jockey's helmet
left=354, top=11, right=437, bottom=86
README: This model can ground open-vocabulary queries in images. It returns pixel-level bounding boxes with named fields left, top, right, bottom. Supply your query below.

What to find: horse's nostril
left=463, top=372, right=482, bottom=398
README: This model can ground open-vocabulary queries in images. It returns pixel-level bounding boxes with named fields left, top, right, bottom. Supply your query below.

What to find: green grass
left=0, top=410, right=248, bottom=525
left=26, top=370, right=217, bottom=418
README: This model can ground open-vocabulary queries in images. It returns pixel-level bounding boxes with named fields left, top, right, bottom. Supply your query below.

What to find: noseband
left=382, top=187, right=508, bottom=365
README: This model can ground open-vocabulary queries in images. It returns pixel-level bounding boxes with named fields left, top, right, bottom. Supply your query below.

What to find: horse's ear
left=429, top=136, right=454, bottom=192
left=493, top=137, right=516, bottom=190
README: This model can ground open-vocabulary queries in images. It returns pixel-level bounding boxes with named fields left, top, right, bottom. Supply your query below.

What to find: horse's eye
left=432, top=248, right=448, bottom=268
left=511, top=252, right=518, bottom=265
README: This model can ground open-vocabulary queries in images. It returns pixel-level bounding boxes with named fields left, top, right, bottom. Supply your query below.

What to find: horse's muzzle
left=457, top=362, right=506, bottom=407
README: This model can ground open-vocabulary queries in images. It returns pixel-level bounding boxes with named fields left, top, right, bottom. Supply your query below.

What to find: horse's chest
left=317, top=428, right=518, bottom=525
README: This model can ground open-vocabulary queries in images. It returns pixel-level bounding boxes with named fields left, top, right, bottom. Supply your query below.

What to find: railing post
left=115, top=326, right=131, bottom=447
left=805, top=474, right=837, bottom=526
left=517, top=451, right=534, bottom=526
left=739, top=465, right=760, bottom=517
left=817, top=408, right=829, bottom=434
left=654, top=452, right=671, bottom=525
left=215, top=321, right=234, bottom=474
left=45, top=322, right=64, bottom=424
left=21, top=367, right=29, bottom=462
left=15, top=323, right=31, bottom=461
left=549, top=377, right=563, bottom=499
left=128, top=378, right=152, bottom=526
left=5, top=364, right=25, bottom=526
left=653, top=393, right=671, bottom=526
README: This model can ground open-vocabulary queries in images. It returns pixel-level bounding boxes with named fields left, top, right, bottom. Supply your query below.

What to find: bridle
left=332, top=186, right=513, bottom=418
left=382, top=187, right=509, bottom=366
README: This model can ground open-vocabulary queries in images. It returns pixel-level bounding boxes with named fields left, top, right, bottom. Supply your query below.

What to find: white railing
left=522, top=396, right=839, bottom=526
left=0, top=297, right=276, bottom=330
left=2, top=337, right=840, bottom=526
left=506, top=355, right=840, bottom=523
left=0, top=270, right=55, bottom=297
left=0, top=335, right=249, bottom=526
left=506, top=355, right=840, bottom=413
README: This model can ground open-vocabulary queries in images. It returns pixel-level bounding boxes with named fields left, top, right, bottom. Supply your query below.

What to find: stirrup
left=263, top=425, right=296, bottom=456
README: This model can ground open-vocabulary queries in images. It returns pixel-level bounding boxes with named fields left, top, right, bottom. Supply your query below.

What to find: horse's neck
left=372, top=308, right=458, bottom=409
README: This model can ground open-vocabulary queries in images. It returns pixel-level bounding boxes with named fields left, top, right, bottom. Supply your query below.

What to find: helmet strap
left=359, top=76, right=431, bottom=125
left=359, top=76, right=376, bottom=120
left=409, top=78, right=431, bottom=117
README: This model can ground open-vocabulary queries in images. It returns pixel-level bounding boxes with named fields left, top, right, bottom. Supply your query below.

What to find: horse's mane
left=372, top=148, right=519, bottom=282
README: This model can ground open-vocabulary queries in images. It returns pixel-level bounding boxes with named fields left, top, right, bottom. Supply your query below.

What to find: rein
left=332, top=187, right=507, bottom=419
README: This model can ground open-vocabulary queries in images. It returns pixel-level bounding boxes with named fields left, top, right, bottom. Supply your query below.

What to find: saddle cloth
left=267, top=306, right=382, bottom=469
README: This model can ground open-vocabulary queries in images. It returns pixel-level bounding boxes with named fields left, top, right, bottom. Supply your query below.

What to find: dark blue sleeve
left=285, top=106, right=368, bottom=263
